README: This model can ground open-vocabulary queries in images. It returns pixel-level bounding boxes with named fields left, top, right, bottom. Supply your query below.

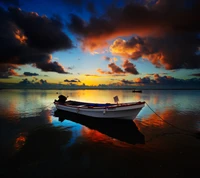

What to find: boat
left=132, top=89, right=142, bottom=93
left=54, top=109, right=145, bottom=145
left=54, top=95, right=145, bottom=120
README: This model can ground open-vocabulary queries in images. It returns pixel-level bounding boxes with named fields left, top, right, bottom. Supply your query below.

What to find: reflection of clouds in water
left=1, top=89, right=199, bottom=151
left=0, top=91, right=55, bottom=118
left=136, top=107, right=200, bottom=137
left=65, top=124, right=82, bottom=147
left=0, top=100, right=19, bottom=121
left=14, top=132, right=27, bottom=151
left=79, top=119, right=145, bottom=147
left=3, top=89, right=198, bottom=120
left=137, top=90, right=200, bottom=119
left=1, top=110, right=53, bottom=155
left=53, top=110, right=145, bottom=146
left=81, top=127, right=109, bottom=143
left=52, top=112, right=116, bottom=146
left=137, top=109, right=175, bottom=129
left=149, top=91, right=199, bottom=111
left=11, top=126, right=72, bottom=165
left=79, top=127, right=129, bottom=148
left=51, top=116, right=82, bottom=147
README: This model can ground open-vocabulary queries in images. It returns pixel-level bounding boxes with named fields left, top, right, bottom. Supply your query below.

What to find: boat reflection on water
left=54, top=109, right=145, bottom=145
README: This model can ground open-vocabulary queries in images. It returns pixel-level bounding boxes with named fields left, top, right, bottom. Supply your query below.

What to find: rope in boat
left=145, top=101, right=199, bottom=138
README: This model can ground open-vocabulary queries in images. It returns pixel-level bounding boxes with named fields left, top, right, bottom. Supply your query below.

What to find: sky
left=0, top=0, right=200, bottom=89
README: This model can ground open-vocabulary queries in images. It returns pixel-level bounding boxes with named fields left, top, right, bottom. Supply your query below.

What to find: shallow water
left=0, top=89, right=200, bottom=178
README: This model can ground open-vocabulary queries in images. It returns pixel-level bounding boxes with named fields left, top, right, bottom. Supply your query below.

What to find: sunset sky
left=0, top=0, right=200, bottom=88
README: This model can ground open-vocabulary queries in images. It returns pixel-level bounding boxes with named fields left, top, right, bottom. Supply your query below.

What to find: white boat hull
left=54, top=102, right=145, bottom=120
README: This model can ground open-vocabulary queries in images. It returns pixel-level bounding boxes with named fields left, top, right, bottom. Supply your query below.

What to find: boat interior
left=65, top=100, right=115, bottom=107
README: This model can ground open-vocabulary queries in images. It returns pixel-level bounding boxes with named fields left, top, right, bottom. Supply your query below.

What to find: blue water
left=0, top=89, right=200, bottom=178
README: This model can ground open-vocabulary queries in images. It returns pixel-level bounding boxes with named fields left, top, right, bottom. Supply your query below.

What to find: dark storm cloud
left=134, top=76, right=152, bottom=84
left=35, top=57, right=71, bottom=74
left=68, top=0, right=200, bottom=70
left=0, top=64, right=19, bottom=78
left=190, top=73, right=200, bottom=77
left=97, top=61, right=138, bottom=75
left=153, top=0, right=200, bottom=13
left=64, top=78, right=81, bottom=82
left=19, top=78, right=32, bottom=84
left=8, top=7, right=73, bottom=52
left=40, top=79, right=47, bottom=84
left=122, top=60, right=139, bottom=74
left=111, top=35, right=200, bottom=70
left=121, top=79, right=135, bottom=85
left=134, top=74, right=200, bottom=86
left=67, top=14, right=85, bottom=35
left=108, top=63, right=124, bottom=74
left=0, top=7, right=73, bottom=76
left=23, top=72, right=39, bottom=76
left=153, top=74, right=178, bottom=84
left=146, top=34, right=200, bottom=69
left=18, top=78, right=48, bottom=85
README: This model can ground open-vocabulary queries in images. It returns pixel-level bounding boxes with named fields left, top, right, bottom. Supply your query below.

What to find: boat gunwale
left=54, top=100, right=145, bottom=110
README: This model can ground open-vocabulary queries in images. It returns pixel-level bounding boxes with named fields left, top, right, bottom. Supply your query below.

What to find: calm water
left=0, top=89, right=200, bottom=178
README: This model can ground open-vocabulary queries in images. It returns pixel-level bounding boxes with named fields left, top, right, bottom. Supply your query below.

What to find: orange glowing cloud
left=97, top=62, right=124, bottom=75
left=81, top=127, right=107, bottom=143
left=67, top=3, right=169, bottom=52
left=134, top=78, right=142, bottom=83
left=122, top=60, right=139, bottom=74
left=109, top=37, right=173, bottom=69
left=0, top=64, right=20, bottom=78
left=97, top=60, right=139, bottom=75
left=14, top=133, right=27, bottom=151
left=133, top=76, right=151, bottom=84
left=143, top=53, right=169, bottom=69
left=110, top=38, right=144, bottom=59
left=9, top=68, right=19, bottom=76
left=68, top=2, right=200, bottom=70
left=81, top=37, right=109, bottom=52
left=81, top=29, right=158, bottom=53
left=15, top=29, right=28, bottom=44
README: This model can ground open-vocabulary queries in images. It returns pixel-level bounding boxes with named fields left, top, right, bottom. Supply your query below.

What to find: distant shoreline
left=0, top=88, right=200, bottom=90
